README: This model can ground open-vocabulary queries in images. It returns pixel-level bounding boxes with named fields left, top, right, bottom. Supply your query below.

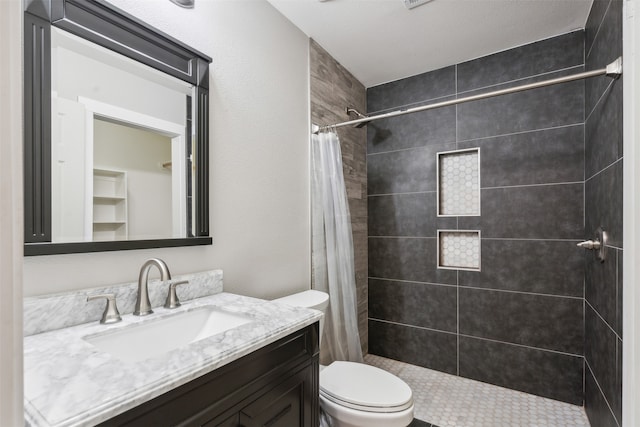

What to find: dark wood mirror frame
left=24, top=0, right=212, bottom=256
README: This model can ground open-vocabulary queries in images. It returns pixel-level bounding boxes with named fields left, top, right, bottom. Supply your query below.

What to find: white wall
left=0, top=0, right=24, bottom=424
left=94, top=120, right=173, bottom=240
left=52, top=27, right=189, bottom=124
left=24, top=0, right=311, bottom=300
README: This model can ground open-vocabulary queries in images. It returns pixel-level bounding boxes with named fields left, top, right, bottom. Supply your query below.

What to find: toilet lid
left=320, top=361, right=413, bottom=413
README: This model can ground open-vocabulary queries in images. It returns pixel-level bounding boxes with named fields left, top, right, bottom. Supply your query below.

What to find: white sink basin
left=84, top=307, right=253, bottom=363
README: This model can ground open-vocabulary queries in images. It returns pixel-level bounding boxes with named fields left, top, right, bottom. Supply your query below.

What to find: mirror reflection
left=50, top=27, right=195, bottom=243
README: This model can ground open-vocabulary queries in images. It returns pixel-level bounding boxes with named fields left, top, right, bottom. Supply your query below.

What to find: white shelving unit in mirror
left=92, top=168, right=128, bottom=241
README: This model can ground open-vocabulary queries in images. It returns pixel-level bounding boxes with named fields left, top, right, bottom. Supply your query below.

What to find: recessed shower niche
left=437, top=148, right=480, bottom=217
left=437, top=230, right=481, bottom=271
left=436, top=148, right=481, bottom=270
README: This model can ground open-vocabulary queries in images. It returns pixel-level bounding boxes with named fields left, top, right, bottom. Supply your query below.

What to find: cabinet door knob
left=87, top=294, right=122, bottom=324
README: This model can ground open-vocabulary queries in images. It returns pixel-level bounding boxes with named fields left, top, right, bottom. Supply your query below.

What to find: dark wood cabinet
left=99, top=323, right=319, bottom=427
left=239, top=365, right=313, bottom=427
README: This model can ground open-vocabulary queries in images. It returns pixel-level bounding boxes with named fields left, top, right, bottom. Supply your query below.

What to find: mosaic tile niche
left=437, top=148, right=480, bottom=216
left=438, top=230, right=481, bottom=271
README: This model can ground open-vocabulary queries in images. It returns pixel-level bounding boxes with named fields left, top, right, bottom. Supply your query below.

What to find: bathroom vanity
left=99, top=323, right=319, bottom=427
left=23, top=277, right=322, bottom=427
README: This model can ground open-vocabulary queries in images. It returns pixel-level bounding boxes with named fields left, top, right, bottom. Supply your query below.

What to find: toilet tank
left=273, top=290, right=329, bottom=343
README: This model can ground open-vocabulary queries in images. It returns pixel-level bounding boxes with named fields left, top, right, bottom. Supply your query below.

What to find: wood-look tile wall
left=309, top=39, right=368, bottom=353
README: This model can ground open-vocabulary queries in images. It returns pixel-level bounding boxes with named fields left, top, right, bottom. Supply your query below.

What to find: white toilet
left=274, top=290, right=414, bottom=427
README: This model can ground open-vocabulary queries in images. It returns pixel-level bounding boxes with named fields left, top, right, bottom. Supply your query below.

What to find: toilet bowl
left=274, top=290, right=414, bottom=427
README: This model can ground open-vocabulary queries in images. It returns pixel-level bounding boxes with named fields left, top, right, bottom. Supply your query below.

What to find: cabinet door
left=239, top=366, right=313, bottom=427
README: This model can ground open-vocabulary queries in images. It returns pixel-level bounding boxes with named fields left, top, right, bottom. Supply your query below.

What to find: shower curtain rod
left=312, top=57, right=623, bottom=134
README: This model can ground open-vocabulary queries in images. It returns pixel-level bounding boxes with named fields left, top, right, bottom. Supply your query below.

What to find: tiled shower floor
left=364, top=354, right=591, bottom=427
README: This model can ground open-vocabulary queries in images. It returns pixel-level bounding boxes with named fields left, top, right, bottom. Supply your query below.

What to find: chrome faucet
left=134, top=258, right=172, bottom=316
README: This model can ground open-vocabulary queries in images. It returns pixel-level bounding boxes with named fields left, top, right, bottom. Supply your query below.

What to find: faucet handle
left=164, top=280, right=189, bottom=309
left=87, top=294, right=122, bottom=324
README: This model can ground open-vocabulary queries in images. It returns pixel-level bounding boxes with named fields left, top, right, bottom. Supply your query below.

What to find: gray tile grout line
left=367, top=190, right=436, bottom=197
left=456, top=122, right=584, bottom=145
left=586, top=0, right=613, bottom=60
left=369, top=317, right=584, bottom=358
left=367, top=141, right=457, bottom=157
left=616, top=250, right=619, bottom=340
left=583, top=25, right=587, bottom=72
left=615, top=339, right=621, bottom=422
left=455, top=63, right=459, bottom=152
left=367, top=180, right=584, bottom=198
left=368, top=276, right=458, bottom=288
left=585, top=299, right=621, bottom=342
left=585, top=156, right=623, bottom=183
left=481, top=181, right=584, bottom=190
left=368, top=236, right=436, bottom=239
left=583, top=143, right=586, bottom=233
left=585, top=77, right=616, bottom=123
left=584, top=359, right=621, bottom=427
left=457, top=333, right=583, bottom=358
left=456, top=64, right=586, bottom=98
left=368, top=276, right=584, bottom=299
left=456, top=269, right=460, bottom=376
left=583, top=28, right=587, bottom=237
left=583, top=298, right=586, bottom=406
left=457, top=285, right=584, bottom=300
left=368, top=318, right=457, bottom=336
left=368, top=236, right=583, bottom=242
left=483, top=237, right=583, bottom=242
left=368, top=92, right=456, bottom=116
left=366, top=123, right=583, bottom=157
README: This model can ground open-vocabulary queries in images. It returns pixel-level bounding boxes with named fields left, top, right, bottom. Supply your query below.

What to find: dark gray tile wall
left=459, top=336, right=584, bottom=405
left=369, top=279, right=457, bottom=332
left=457, top=184, right=584, bottom=239
left=459, top=289, right=583, bottom=354
left=458, top=240, right=584, bottom=296
left=584, top=1, right=624, bottom=425
left=456, top=31, right=584, bottom=93
left=367, top=30, right=588, bottom=405
left=309, top=40, right=369, bottom=355
left=368, top=319, right=458, bottom=374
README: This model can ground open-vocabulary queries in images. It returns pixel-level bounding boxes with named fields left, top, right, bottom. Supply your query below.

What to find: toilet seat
left=319, top=361, right=413, bottom=413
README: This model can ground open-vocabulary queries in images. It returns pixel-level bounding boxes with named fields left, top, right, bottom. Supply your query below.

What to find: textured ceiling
left=267, top=0, right=593, bottom=88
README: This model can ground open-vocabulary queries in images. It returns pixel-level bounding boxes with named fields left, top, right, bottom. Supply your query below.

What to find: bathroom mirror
left=24, top=0, right=212, bottom=255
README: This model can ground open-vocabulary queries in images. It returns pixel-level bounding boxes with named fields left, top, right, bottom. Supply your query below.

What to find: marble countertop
left=24, top=292, right=322, bottom=427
